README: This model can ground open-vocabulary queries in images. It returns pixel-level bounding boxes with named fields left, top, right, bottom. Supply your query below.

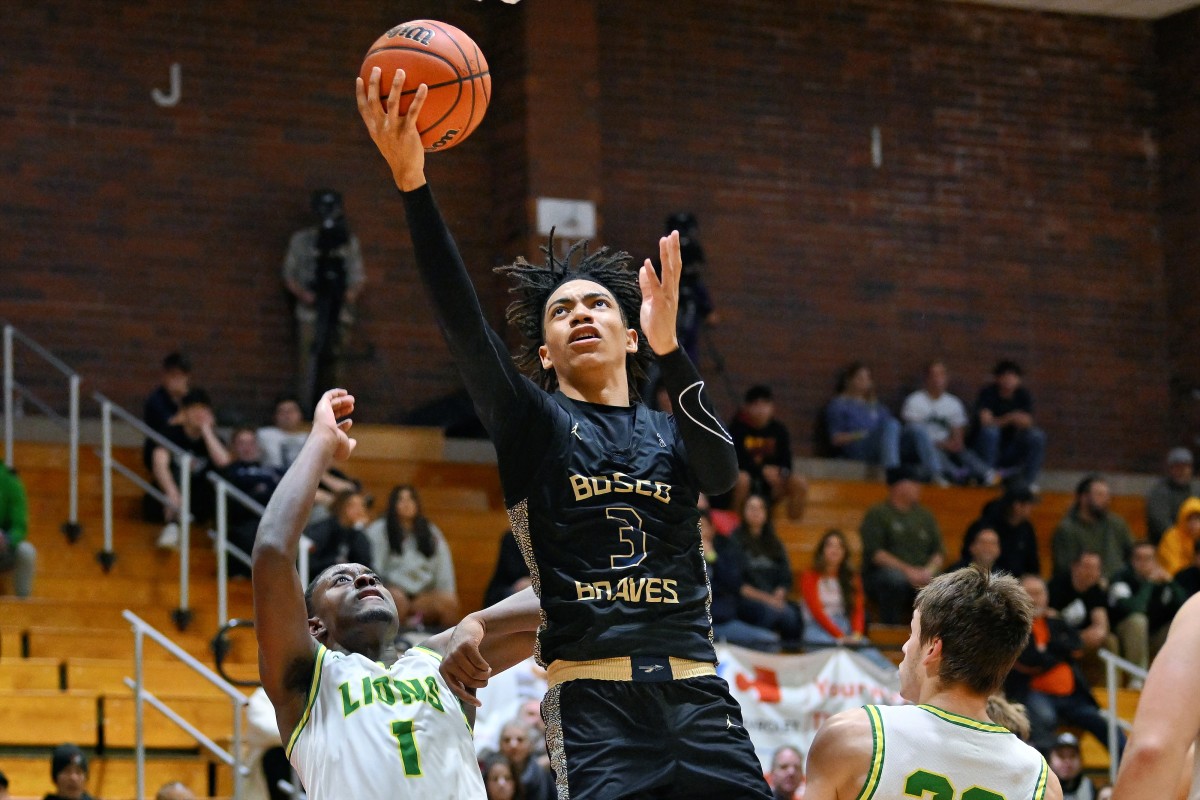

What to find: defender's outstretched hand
left=312, top=388, right=357, bottom=462
left=439, top=615, right=493, bottom=707
left=355, top=67, right=429, bottom=192
left=639, top=230, right=682, bottom=356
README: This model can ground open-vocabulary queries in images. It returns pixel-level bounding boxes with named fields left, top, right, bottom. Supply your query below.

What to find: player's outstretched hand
left=639, top=230, right=682, bottom=356
left=440, top=615, right=493, bottom=708
left=312, top=388, right=356, bottom=463
left=356, top=66, right=429, bottom=192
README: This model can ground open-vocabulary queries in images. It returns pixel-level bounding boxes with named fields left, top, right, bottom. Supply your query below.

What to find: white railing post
left=102, top=401, right=114, bottom=558
left=134, top=625, right=146, bottom=800
left=1107, top=654, right=1120, bottom=784
left=175, top=454, right=192, bottom=630
left=66, top=373, right=80, bottom=538
left=3, top=324, right=12, bottom=467
left=216, top=481, right=228, bottom=628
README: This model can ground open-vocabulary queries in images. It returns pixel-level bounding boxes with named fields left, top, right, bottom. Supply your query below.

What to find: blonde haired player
left=1111, top=593, right=1200, bottom=800
left=251, top=389, right=533, bottom=799
left=805, top=566, right=1062, bottom=800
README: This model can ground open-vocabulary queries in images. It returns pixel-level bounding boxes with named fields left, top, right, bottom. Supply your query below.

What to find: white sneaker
left=157, top=522, right=181, bottom=550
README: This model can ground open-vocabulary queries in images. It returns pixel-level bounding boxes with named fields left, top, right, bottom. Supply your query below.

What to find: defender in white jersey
left=805, top=565, right=1063, bottom=800
left=252, top=389, right=534, bottom=800
left=1112, top=593, right=1200, bottom=800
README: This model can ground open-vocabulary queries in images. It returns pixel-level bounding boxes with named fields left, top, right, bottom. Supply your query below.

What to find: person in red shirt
left=798, top=530, right=892, bottom=670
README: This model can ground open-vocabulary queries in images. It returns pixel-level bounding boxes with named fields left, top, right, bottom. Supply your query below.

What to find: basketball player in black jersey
left=358, top=69, right=772, bottom=799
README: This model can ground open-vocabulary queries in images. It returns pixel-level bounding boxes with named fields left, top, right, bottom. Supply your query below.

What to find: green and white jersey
left=857, top=704, right=1050, bottom=800
left=286, top=644, right=485, bottom=800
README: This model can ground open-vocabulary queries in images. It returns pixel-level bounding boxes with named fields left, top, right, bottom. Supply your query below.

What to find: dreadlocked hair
left=494, top=238, right=652, bottom=400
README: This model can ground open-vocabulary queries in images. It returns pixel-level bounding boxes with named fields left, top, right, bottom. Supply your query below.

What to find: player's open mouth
left=569, top=327, right=600, bottom=343
left=357, top=588, right=385, bottom=601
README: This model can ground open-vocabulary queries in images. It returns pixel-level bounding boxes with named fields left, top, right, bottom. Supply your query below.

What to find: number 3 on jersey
left=606, top=507, right=647, bottom=569
left=390, top=720, right=423, bottom=777
left=905, top=770, right=1004, bottom=800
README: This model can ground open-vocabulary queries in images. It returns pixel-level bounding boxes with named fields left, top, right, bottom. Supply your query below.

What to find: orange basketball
left=360, top=20, right=491, bottom=153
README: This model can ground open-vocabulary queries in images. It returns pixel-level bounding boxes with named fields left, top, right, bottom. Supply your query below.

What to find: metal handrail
left=1098, top=647, right=1146, bottom=783
left=3, top=322, right=81, bottom=537
left=123, top=610, right=250, bottom=800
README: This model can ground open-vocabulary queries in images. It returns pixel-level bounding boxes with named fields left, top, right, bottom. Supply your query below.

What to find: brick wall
left=1156, top=6, right=1200, bottom=454
left=0, top=0, right=1182, bottom=471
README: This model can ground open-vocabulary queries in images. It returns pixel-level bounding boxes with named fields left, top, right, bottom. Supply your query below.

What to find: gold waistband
left=546, top=656, right=716, bottom=687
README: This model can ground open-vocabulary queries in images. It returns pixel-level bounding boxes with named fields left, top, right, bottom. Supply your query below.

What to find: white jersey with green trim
left=858, top=704, right=1050, bottom=800
left=286, top=644, right=485, bottom=800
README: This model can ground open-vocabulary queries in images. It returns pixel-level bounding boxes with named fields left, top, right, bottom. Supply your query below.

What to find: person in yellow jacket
left=1158, top=496, right=1200, bottom=576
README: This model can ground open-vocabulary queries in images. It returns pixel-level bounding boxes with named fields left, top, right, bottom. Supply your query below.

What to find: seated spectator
left=859, top=465, right=945, bottom=624
left=986, top=694, right=1031, bottom=741
left=1173, top=548, right=1200, bottom=599
left=727, top=385, right=808, bottom=520
left=483, top=529, right=532, bottom=609
left=1051, top=475, right=1134, bottom=580
left=142, top=351, right=191, bottom=471
left=950, top=526, right=1002, bottom=574
left=220, top=428, right=283, bottom=576
left=732, top=494, right=804, bottom=645
left=256, top=394, right=309, bottom=471
left=825, top=362, right=901, bottom=470
left=798, top=529, right=891, bottom=670
left=767, top=744, right=805, bottom=800
left=1157, top=496, right=1200, bottom=577
left=901, top=359, right=994, bottom=486
left=1108, top=541, right=1185, bottom=681
left=960, top=483, right=1041, bottom=578
left=700, top=508, right=780, bottom=652
left=43, top=744, right=97, bottom=800
left=1145, top=446, right=1198, bottom=545
left=149, top=388, right=232, bottom=550
left=155, top=782, right=198, bottom=800
left=243, top=686, right=289, bottom=800
left=363, top=485, right=459, bottom=630
left=971, top=360, right=1046, bottom=489
left=1006, top=575, right=1125, bottom=756
left=498, top=719, right=553, bottom=800
left=1049, top=551, right=1112, bottom=656
left=1047, top=732, right=1098, bottom=800
left=303, top=488, right=372, bottom=577
left=0, top=460, right=35, bottom=598
left=480, top=752, right=523, bottom=800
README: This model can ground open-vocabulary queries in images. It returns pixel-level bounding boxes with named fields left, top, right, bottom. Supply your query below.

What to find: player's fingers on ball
left=366, top=66, right=382, bottom=106
left=385, top=70, right=404, bottom=118
left=407, top=83, right=429, bottom=123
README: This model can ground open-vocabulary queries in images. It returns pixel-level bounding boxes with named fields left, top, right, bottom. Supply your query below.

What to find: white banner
left=715, top=644, right=905, bottom=770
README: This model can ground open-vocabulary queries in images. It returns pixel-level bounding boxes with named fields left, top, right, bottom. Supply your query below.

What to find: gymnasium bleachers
left=0, top=432, right=1144, bottom=797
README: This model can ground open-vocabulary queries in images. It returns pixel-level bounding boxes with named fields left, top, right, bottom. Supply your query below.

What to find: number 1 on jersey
left=606, top=507, right=647, bottom=569
left=390, top=720, right=423, bottom=776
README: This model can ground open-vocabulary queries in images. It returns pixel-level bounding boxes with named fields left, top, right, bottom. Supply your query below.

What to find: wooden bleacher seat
left=0, top=656, right=61, bottom=690
left=0, top=689, right=98, bottom=746
left=0, top=751, right=214, bottom=800
left=66, top=657, right=237, bottom=696
left=103, top=692, right=247, bottom=749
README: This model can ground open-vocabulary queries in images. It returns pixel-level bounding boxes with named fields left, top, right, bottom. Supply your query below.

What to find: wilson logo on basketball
left=429, top=129, right=460, bottom=149
left=385, top=24, right=435, bottom=46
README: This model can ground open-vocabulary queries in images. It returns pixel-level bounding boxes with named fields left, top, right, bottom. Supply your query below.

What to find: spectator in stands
left=798, top=529, right=892, bottom=669
left=255, top=394, right=358, bottom=524
left=364, top=484, right=459, bottom=630
left=154, top=782, right=197, bottom=800
left=1157, top=496, right=1200, bottom=577
left=728, top=385, right=808, bottom=520
left=498, top=719, right=553, bottom=800
left=701, top=507, right=781, bottom=652
left=480, top=752, right=524, bottom=800
left=1049, top=551, right=1112, bottom=655
left=901, top=360, right=995, bottom=486
left=971, top=360, right=1046, bottom=489
left=949, top=526, right=1002, bottom=574
left=1145, top=446, right=1198, bottom=546
left=960, top=482, right=1041, bottom=578
left=1051, top=474, right=1134, bottom=580
left=243, top=686, right=288, bottom=800
left=221, top=428, right=283, bottom=576
left=1007, top=575, right=1124, bottom=756
left=0, top=460, right=35, bottom=598
left=256, top=394, right=309, bottom=471
left=859, top=465, right=945, bottom=624
left=483, top=529, right=532, bottom=609
left=150, top=388, right=232, bottom=550
left=986, top=694, right=1031, bottom=740
left=825, top=362, right=901, bottom=470
left=43, top=744, right=96, bottom=800
left=1047, top=732, right=1098, bottom=800
left=303, top=488, right=372, bottom=577
left=142, top=351, right=191, bottom=471
left=767, top=744, right=806, bottom=800
left=1108, top=541, right=1185, bottom=682
left=732, top=494, right=804, bottom=646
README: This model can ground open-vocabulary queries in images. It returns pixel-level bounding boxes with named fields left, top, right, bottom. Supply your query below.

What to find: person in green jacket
left=0, top=460, right=35, bottom=598
left=1051, top=474, right=1134, bottom=580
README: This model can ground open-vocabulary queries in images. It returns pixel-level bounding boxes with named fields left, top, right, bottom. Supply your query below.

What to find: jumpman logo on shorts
left=571, top=423, right=582, bottom=441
